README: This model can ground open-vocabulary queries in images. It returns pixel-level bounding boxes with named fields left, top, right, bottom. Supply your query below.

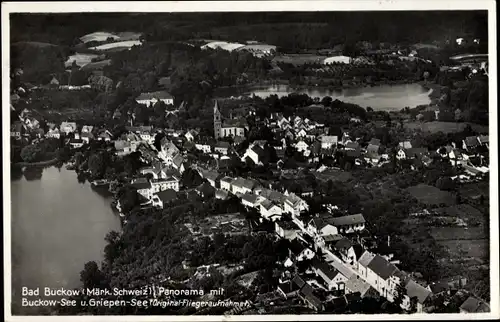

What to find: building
left=214, top=141, right=230, bottom=155
left=151, top=176, right=180, bottom=192
left=231, top=177, right=259, bottom=195
left=402, top=279, right=433, bottom=313
left=459, top=295, right=490, bottom=313
left=462, top=136, right=480, bottom=151
left=330, top=214, right=366, bottom=233
left=287, top=239, right=315, bottom=263
left=60, top=122, right=77, bottom=135
left=241, top=193, right=264, bottom=209
left=275, top=221, right=298, bottom=240
left=259, top=199, right=283, bottom=221
left=136, top=91, right=174, bottom=106
left=152, top=189, right=178, bottom=208
left=220, top=176, right=234, bottom=191
left=213, top=100, right=246, bottom=139
left=320, top=136, right=339, bottom=149
left=130, top=179, right=153, bottom=200
left=312, top=259, right=348, bottom=291
left=284, top=193, right=309, bottom=217
left=345, top=275, right=379, bottom=298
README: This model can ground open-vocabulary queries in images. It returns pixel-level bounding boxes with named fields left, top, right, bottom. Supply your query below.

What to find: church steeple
left=213, top=100, right=222, bottom=139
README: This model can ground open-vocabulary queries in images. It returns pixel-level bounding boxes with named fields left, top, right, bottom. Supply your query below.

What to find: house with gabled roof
left=97, top=129, right=113, bottom=141
left=462, top=136, right=479, bottom=151
left=477, top=135, right=489, bottom=148
left=312, top=259, right=348, bottom=291
left=220, top=176, right=234, bottom=191
left=241, top=193, right=265, bottom=209
left=365, top=254, right=402, bottom=301
left=320, top=135, right=339, bottom=149
left=307, top=215, right=339, bottom=237
left=152, top=189, right=178, bottom=208
left=259, top=199, right=283, bottom=221
left=459, top=295, right=490, bottom=313
left=231, top=177, right=259, bottom=195
left=401, top=279, right=433, bottom=313
left=287, top=239, right=315, bottom=263
left=284, top=193, right=309, bottom=217
left=345, top=274, right=379, bottom=299
left=331, top=214, right=366, bottom=233
left=275, top=221, right=299, bottom=240
left=60, top=122, right=77, bottom=135
left=185, top=129, right=199, bottom=142
left=136, top=90, right=174, bottom=106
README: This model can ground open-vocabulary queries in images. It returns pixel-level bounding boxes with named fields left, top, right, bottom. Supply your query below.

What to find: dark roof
left=292, top=275, right=306, bottom=289
left=312, top=259, right=340, bottom=280
left=136, top=90, right=173, bottom=101
left=196, top=182, right=215, bottom=196
left=405, top=279, right=432, bottom=304
left=464, top=136, right=479, bottom=147
left=130, top=181, right=152, bottom=190
left=334, top=238, right=353, bottom=251
left=156, top=189, right=177, bottom=203
left=289, top=239, right=308, bottom=256
left=459, top=296, right=490, bottom=313
left=331, top=214, right=366, bottom=226
left=215, top=141, right=230, bottom=149
left=407, top=147, right=429, bottom=157
left=367, top=255, right=398, bottom=280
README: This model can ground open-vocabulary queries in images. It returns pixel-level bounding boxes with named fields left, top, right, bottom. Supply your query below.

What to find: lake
left=218, top=83, right=433, bottom=111
left=10, top=166, right=121, bottom=314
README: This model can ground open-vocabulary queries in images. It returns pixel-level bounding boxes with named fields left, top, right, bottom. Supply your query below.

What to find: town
left=9, top=11, right=491, bottom=316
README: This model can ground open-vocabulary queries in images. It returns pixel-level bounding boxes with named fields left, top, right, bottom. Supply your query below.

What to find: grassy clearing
left=407, top=183, right=456, bottom=206
left=273, top=54, right=327, bottom=65
left=404, top=121, right=489, bottom=134
left=64, top=53, right=99, bottom=67
left=438, top=239, right=488, bottom=261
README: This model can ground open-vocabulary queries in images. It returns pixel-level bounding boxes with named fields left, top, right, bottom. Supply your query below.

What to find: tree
left=88, top=153, right=107, bottom=178
left=20, top=144, right=42, bottom=163
left=80, top=261, right=106, bottom=289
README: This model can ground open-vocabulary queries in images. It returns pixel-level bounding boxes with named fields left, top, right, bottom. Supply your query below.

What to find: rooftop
left=331, top=214, right=366, bottom=227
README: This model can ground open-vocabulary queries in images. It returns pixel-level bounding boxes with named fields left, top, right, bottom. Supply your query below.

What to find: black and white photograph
left=3, top=1, right=498, bottom=320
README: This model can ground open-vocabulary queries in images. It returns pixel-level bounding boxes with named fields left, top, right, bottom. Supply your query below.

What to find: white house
left=312, top=260, right=348, bottom=291
left=220, top=176, right=234, bottom=191
left=195, top=142, right=212, bottom=154
left=242, top=144, right=266, bottom=165
left=259, top=199, right=283, bottom=221
left=231, top=177, right=258, bottom=195
left=295, top=140, right=309, bottom=153
left=185, top=129, right=199, bottom=142
left=320, top=136, right=339, bottom=149
left=60, top=122, right=78, bottom=135
left=284, top=193, right=309, bottom=217
left=365, top=255, right=401, bottom=301
left=151, top=176, right=180, bottom=193
left=275, top=221, right=298, bottom=240
left=331, top=214, right=366, bottom=234
left=46, top=128, right=61, bottom=139
left=136, top=91, right=174, bottom=106
left=357, top=251, right=376, bottom=280
left=241, top=193, right=264, bottom=209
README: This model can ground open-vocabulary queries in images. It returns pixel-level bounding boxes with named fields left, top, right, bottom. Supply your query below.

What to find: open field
left=80, top=59, right=112, bottom=71
left=404, top=121, right=489, bottom=134
left=12, top=41, right=59, bottom=48
left=64, top=53, right=99, bottom=67
left=430, top=227, right=485, bottom=241
left=438, top=239, right=488, bottom=261
left=273, top=54, right=327, bottom=65
left=407, top=184, right=456, bottom=206
left=90, top=40, right=142, bottom=51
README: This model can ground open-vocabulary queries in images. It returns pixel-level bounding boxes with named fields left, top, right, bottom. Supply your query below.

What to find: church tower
left=213, top=100, right=222, bottom=139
